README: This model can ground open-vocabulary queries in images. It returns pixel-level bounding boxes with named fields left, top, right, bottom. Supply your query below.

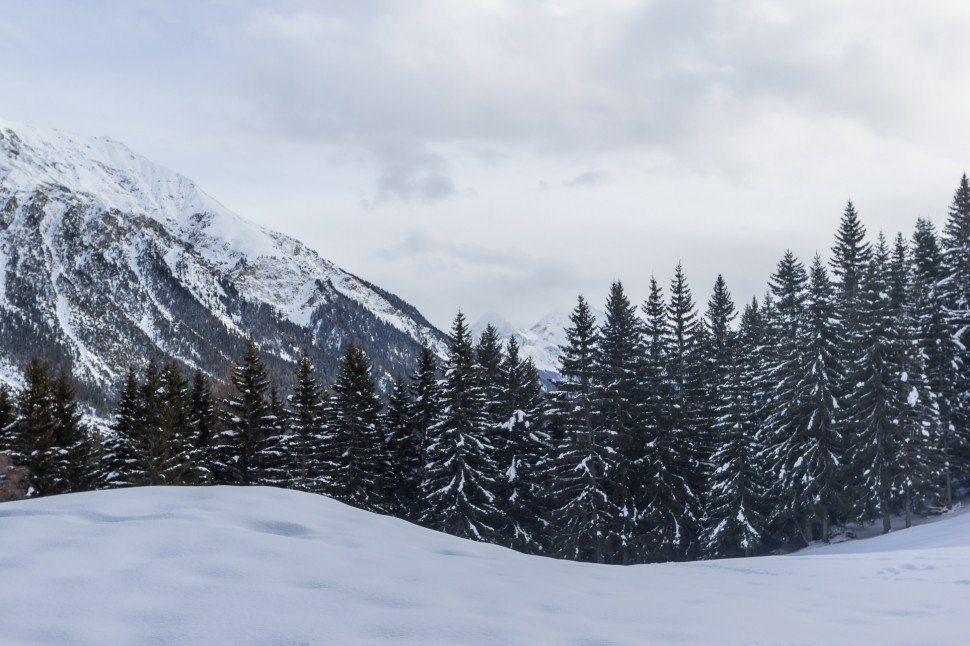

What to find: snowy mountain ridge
left=0, top=118, right=446, bottom=406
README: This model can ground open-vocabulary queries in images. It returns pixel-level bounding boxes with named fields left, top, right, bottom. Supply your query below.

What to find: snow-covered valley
left=0, top=486, right=967, bottom=645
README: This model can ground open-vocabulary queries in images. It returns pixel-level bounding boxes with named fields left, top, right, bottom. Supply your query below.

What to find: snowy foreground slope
left=1, top=488, right=968, bottom=644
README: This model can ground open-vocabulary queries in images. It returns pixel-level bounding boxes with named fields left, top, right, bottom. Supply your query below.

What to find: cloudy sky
left=2, top=1, right=969, bottom=328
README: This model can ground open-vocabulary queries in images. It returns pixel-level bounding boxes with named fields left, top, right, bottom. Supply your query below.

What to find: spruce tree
left=549, top=296, right=614, bottom=562
left=159, top=362, right=205, bottom=484
left=420, top=313, right=500, bottom=541
left=592, top=281, right=643, bottom=563
left=845, top=235, right=908, bottom=533
left=188, top=371, right=218, bottom=484
left=215, top=338, right=273, bottom=486
left=383, top=375, right=421, bottom=518
left=409, top=343, right=442, bottom=477
left=50, top=369, right=100, bottom=492
left=762, top=251, right=811, bottom=542
left=942, top=175, right=970, bottom=486
left=496, top=337, right=549, bottom=552
left=11, top=360, right=57, bottom=496
left=287, top=351, right=327, bottom=491
left=702, top=314, right=767, bottom=558
left=329, top=343, right=386, bottom=511
left=910, top=219, right=955, bottom=507
left=104, top=369, right=144, bottom=487
left=889, top=234, right=944, bottom=525
left=829, top=201, right=872, bottom=492
left=664, top=263, right=706, bottom=555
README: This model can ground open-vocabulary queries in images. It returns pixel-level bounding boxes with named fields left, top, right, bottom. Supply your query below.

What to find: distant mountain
left=0, top=119, right=447, bottom=410
left=472, top=307, right=605, bottom=382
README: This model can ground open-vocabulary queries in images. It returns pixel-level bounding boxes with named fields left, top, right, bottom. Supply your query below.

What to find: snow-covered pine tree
left=942, top=175, right=970, bottom=485
left=420, top=313, right=500, bottom=541
left=791, top=255, right=843, bottom=541
left=258, top=384, right=289, bottom=487
left=664, top=263, right=707, bottom=555
left=829, top=201, right=872, bottom=488
left=762, top=251, right=811, bottom=543
left=409, top=343, right=442, bottom=479
left=215, top=338, right=273, bottom=486
left=699, top=274, right=737, bottom=455
left=103, top=369, right=143, bottom=487
left=286, top=350, right=327, bottom=491
left=889, top=234, right=944, bottom=526
left=159, top=362, right=206, bottom=485
left=329, top=343, right=386, bottom=511
left=910, top=219, right=957, bottom=506
left=50, top=368, right=100, bottom=492
left=495, top=337, right=549, bottom=552
left=549, top=296, right=615, bottom=563
left=384, top=375, right=422, bottom=518
left=10, top=360, right=58, bottom=496
left=188, top=370, right=217, bottom=484
left=591, top=281, right=644, bottom=563
left=845, top=234, right=908, bottom=534
left=702, top=305, right=767, bottom=558
left=475, top=323, right=506, bottom=427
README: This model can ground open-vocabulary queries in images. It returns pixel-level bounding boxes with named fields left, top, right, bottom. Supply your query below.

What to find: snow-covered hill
left=1, top=486, right=967, bottom=644
left=0, top=119, right=446, bottom=406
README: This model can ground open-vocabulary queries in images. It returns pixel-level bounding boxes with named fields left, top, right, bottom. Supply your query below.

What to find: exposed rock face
left=0, top=453, right=29, bottom=502
left=0, top=119, right=447, bottom=409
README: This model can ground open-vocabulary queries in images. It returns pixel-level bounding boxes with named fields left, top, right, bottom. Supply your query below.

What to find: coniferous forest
left=2, top=176, right=969, bottom=565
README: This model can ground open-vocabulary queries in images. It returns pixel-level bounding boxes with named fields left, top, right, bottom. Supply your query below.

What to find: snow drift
left=0, top=486, right=967, bottom=644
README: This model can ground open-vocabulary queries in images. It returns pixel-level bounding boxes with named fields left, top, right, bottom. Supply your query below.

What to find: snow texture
left=1, top=486, right=969, bottom=644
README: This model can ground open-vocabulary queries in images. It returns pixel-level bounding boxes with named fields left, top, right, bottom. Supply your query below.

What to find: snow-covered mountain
left=2, top=485, right=967, bottom=643
left=0, top=119, right=446, bottom=408
left=472, top=307, right=605, bottom=380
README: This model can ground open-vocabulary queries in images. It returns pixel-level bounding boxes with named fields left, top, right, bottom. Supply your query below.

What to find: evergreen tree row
left=1, top=175, right=968, bottom=565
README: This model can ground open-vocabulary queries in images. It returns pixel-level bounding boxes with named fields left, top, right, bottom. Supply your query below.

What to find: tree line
left=1, top=175, right=968, bottom=565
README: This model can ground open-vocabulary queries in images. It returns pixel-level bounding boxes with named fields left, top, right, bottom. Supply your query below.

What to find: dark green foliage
left=383, top=375, right=422, bottom=518
left=549, top=296, right=613, bottom=562
left=215, top=338, right=274, bottom=486
left=420, top=313, right=500, bottom=540
left=495, top=337, right=549, bottom=551
left=329, top=343, right=386, bottom=511
left=286, top=350, right=327, bottom=491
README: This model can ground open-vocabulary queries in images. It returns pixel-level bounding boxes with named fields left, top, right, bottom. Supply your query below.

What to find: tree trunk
left=904, top=489, right=912, bottom=529
left=880, top=495, right=891, bottom=534
left=821, top=508, right=830, bottom=543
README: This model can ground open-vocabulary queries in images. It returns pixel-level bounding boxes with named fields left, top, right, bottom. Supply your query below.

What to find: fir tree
left=188, top=371, right=218, bottom=484
left=286, top=350, right=327, bottom=491
left=409, top=343, right=442, bottom=475
left=942, top=175, right=970, bottom=487
left=762, top=251, right=811, bottom=542
left=549, top=296, right=614, bottom=563
left=910, top=219, right=955, bottom=506
left=159, top=362, right=205, bottom=484
left=702, top=319, right=767, bottom=558
left=11, top=360, right=57, bottom=496
left=329, top=343, right=386, bottom=511
left=383, top=375, right=421, bottom=518
left=50, top=368, right=100, bottom=492
left=104, top=369, right=144, bottom=487
left=215, top=338, right=273, bottom=486
left=421, top=313, right=500, bottom=541
left=496, top=337, right=549, bottom=552
left=845, top=235, right=908, bottom=533
left=665, top=263, right=708, bottom=555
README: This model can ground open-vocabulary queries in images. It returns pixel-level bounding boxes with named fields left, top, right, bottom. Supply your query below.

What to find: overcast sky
left=2, top=1, right=969, bottom=329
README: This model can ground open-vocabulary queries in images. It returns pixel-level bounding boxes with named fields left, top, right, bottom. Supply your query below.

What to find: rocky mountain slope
left=0, top=119, right=446, bottom=410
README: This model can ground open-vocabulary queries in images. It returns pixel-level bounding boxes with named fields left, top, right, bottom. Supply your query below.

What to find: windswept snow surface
left=1, top=487, right=968, bottom=644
